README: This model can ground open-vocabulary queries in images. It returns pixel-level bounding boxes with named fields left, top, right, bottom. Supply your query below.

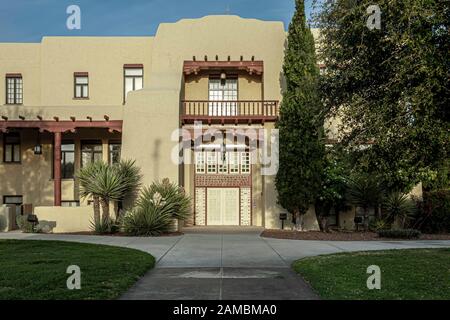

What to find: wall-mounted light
left=220, top=71, right=226, bottom=80
left=34, top=130, right=42, bottom=155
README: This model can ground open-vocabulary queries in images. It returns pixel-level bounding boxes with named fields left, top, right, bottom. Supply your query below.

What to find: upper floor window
left=3, top=132, right=21, bottom=163
left=124, top=64, right=143, bottom=102
left=74, top=73, right=89, bottom=99
left=5, top=74, right=23, bottom=105
left=81, top=141, right=102, bottom=167
left=208, top=77, right=238, bottom=116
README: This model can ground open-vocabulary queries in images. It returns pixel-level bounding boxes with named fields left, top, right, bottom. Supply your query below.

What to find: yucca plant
left=383, top=192, right=417, bottom=229
left=77, top=160, right=142, bottom=228
left=122, top=195, right=174, bottom=236
left=77, top=161, right=104, bottom=224
left=138, top=178, right=191, bottom=220
left=346, top=174, right=385, bottom=230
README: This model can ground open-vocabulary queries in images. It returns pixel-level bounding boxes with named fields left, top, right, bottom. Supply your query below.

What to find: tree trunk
left=294, top=209, right=305, bottom=231
left=93, top=195, right=100, bottom=224
left=363, top=207, right=370, bottom=231
left=100, top=198, right=110, bottom=221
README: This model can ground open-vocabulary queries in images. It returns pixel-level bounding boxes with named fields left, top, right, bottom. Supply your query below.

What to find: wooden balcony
left=181, top=100, right=279, bottom=125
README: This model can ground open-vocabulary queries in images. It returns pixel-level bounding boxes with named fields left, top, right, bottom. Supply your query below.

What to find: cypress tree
left=275, top=0, right=324, bottom=230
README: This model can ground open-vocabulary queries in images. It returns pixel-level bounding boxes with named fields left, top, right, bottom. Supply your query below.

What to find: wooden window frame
left=81, top=140, right=103, bottom=168
left=3, top=132, right=21, bottom=163
left=123, top=64, right=143, bottom=103
left=5, top=74, right=23, bottom=105
left=74, top=72, right=89, bottom=99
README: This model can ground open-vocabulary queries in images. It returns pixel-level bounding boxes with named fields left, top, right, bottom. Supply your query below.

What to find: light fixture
left=220, top=71, right=226, bottom=80
left=34, top=130, right=42, bottom=155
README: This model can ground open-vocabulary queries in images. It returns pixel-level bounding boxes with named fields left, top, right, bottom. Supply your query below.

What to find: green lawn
left=293, top=248, right=450, bottom=300
left=0, top=240, right=155, bottom=299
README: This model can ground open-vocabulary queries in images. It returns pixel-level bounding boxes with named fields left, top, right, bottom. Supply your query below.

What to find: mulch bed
left=261, top=229, right=450, bottom=241
left=58, top=231, right=183, bottom=237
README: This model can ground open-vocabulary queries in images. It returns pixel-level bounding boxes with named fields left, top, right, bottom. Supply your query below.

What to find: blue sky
left=0, top=0, right=314, bottom=42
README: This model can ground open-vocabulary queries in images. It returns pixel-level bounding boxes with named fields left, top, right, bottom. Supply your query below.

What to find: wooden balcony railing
left=181, top=100, right=279, bottom=124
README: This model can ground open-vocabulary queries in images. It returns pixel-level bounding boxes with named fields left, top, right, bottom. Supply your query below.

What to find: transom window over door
left=6, top=74, right=23, bottom=104
left=208, top=77, right=238, bottom=116
left=124, top=65, right=143, bottom=102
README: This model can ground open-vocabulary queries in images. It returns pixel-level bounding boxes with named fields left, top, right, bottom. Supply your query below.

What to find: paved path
left=1, top=228, right=449, bottom=300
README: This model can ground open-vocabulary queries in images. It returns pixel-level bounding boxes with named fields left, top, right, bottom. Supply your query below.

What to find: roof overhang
left=183, top=60, right=263, bottom=76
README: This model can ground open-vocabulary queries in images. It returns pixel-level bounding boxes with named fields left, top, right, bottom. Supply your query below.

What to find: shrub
left=415, top=190, right=450, bottom=233
left=369, top=218, right=390, bottom=232
left=122, top=200, right=174, bottom=236
left=378, top=229, right=421, bottom=239
left=383, top=192, right=417, bottom=229
left=90, top=217, right=119, bottom=235
left=138, top=178, right=191, bottom=220
left=16, top=215, right=34, bottom=233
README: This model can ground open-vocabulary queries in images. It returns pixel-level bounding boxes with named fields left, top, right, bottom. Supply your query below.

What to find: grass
left=292, top=248, right=450, bottom=300
left=0, top=240, right=155, bottom=299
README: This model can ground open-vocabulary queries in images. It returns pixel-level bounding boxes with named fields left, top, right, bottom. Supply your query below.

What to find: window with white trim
left=206, top=151, right=217, bottom=174
left=229, top=152, right=239, bottom=174
left=124, top=66, right=143, bottom=102
left=240, top=152, right=250, bottom=174
left=218, top=152, right=228, bottom=174
left=74, top=74, right=89, bottom=98
left=195, top=152, right=205, bottom=173
left=6, top=75, right=23, bottom=104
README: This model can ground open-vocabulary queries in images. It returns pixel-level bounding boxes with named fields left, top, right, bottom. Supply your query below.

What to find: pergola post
left=53, top=131, right=62, bottom=206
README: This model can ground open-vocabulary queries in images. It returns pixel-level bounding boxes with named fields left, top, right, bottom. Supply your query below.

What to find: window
left=109, top=141, right=121, bottom=164
left=6, top=74, right=23, bottom=104
left=3, top=195, right=23, bottom=215
left=3, top=133, right=21, bottom=163
left=195, top=152, right=205, bottom=174
left=206, top=151, right=217, bottom=174
left=240, top=152, right=250, bottom=174
left=74, top=73, right=89, bottom=98
left=208, top=77, right=238, bottom=116
left=62, top=200, right=80, bottom=207
left=229, top=152, right=239, bottom=174
left=81, top=141, right=102, bottom=167
left=218, top=152, right=228, bottom=174
left=124, top=65, right=143, bottom=102
left=61, top=141, right=75, bottom=179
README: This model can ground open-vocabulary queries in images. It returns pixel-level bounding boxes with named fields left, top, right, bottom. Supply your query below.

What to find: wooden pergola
left=0, top=116, right=122, bottom=206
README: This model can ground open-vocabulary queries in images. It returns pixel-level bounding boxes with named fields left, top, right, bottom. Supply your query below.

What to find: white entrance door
left=207, top=188, right=239, bottom=225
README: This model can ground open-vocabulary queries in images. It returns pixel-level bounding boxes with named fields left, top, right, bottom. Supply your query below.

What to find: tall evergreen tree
left=275, top=0, right=325, bottom=230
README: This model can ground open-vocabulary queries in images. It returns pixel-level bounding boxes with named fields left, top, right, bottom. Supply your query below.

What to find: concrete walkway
left=1, top=228, right=449, bottom=300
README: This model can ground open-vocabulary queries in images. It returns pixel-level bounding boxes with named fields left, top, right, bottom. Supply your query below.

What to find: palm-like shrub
left=346, top=175, right=385, bottom=230
left=77, top=160, right=142, bottom=230
left=122, top=178, right=191, bottom=236
left=383, top=192, right=417, bottom=229
left=138, top=178, right=191, bottom=220
left=122, top=199, right=174, bottom=236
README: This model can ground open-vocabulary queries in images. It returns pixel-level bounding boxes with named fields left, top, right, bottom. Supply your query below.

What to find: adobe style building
left=0, top=16, right=336, bottom=231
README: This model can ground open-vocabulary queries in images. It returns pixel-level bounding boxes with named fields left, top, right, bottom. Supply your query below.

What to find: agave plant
left=383, top=192, right=417, bottom=229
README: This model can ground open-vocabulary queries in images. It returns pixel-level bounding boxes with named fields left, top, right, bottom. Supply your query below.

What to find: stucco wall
left=35, top=206, right=93, bottom=233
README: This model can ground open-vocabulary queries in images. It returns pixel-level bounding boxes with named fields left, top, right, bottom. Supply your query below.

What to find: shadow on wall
left=152, top=138, right=161, bottom=181
left=1, top=107, right=56, bottom=208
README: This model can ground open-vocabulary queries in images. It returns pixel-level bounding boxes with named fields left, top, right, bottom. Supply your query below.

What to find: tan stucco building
left=0, top=16, right=331, bottom=231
